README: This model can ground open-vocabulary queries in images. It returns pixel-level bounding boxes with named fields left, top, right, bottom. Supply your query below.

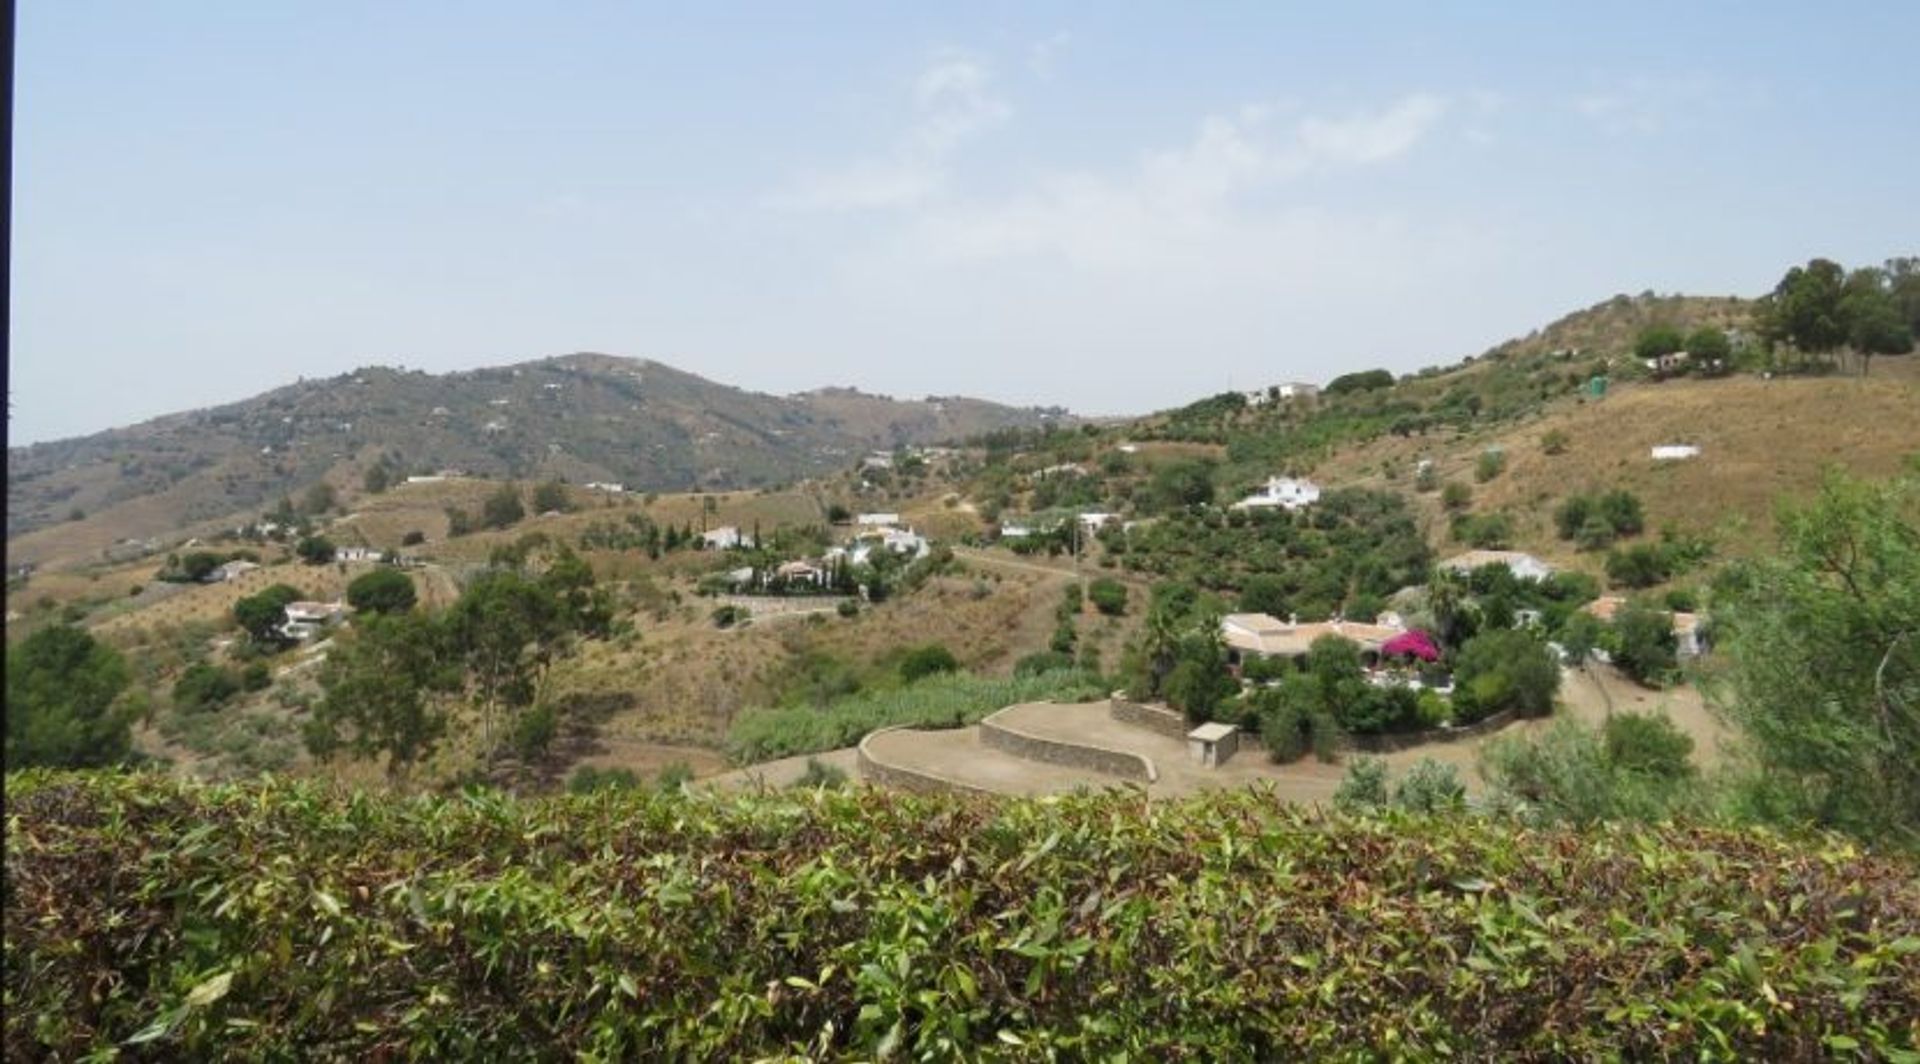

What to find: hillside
left=1473, top=291, right=1755, bottom=364
left=1323, top=369, right=1920, bottom=570
left=5, top=353, right=1070, bottom=556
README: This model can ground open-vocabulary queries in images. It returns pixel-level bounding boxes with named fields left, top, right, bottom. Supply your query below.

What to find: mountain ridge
left=5, top=353, right=1073, bottom=546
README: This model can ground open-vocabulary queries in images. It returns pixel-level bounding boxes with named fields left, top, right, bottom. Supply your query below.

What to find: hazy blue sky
left=11, top=2, right=1918, bottom=443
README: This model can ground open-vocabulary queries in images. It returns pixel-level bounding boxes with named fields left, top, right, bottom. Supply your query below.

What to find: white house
left=1220, top=612, right=1406, bottom=664
left=860, top=454, right=894, bottom=471
left=1651, top=445, right=1701, bottom=461
left=701, top=526, right=755, bottom=550
left=1437, top=550, right=1557, bottom=583
left=1232, top=476, right=1322, bottom=511
left=584, top=481, right=626, bottom=494
left=999, top=523, right=1033, bottom=539
left=280, top=600, right=345, bottom=641
left=1584, top=596, right=1706, bottom=658
left=855, top=512, right=901, bottom=529
left=842, top=527, right=930, bottom=565
left=1276, top=382, right=1320, bottom=401
left=1036, top=463, right=1086, bottom=478
left=1077, top=512, right=1118, bottom=532
left=205, top=560, right=259, bottom=584
left=775, top=560, right=830, bottom=587
left=336, top=546, right=384, bottom=563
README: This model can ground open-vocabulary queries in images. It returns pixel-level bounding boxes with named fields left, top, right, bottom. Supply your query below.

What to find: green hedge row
left=6, top=771, right=1918, bottom=1060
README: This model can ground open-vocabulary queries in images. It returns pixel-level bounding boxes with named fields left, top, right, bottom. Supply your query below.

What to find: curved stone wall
left=980, top=709, right=1157, bottom=783
left=855, top=727, right=998, bottom=797
left=1108, top=695, right=1190, bottom=740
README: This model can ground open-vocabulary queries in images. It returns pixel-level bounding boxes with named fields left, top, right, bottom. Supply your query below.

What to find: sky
left=10, top=2, right=1920, bottom=444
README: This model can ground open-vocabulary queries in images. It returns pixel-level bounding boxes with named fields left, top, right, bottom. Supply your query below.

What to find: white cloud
left=767, top=83, right=1498, bottom=416
left=1026, top=32, right=1070, bottom=78
left=772, top=54, right=1009, bottom=211
left=907, top=93, right=1450, bottom=268
left=1573, top=74, right=1721, bottom=135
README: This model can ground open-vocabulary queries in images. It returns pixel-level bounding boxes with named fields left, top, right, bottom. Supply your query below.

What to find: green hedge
left=7, top=772, right=1918, bottom=1060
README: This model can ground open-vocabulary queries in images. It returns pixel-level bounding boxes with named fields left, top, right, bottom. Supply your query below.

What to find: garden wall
left=855, top=728, right=997, bottom=797
left=1108, top=695, right=1189, bottom=740
left=1342, top=709, right=1522, bottom=754
left=981, top=709, right=1157, bottom=783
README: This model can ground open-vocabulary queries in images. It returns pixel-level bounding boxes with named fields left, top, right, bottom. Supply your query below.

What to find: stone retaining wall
left=1108, top=695, right=1189, bottom=740
left=980, top=709, right=1157, bottom=783
left=855, top=728, right=998, bottom=797
left=1343, top=709, right=1522, bottom=754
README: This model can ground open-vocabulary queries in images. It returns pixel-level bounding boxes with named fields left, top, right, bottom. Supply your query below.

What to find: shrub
left=1087, top=578, right=1128, bottom=616
left=1414, top=464, right=1439, bottom=492
left=346, top=569, right=416, bottom=615
left=1602, top=711, right=1695, bottom=781
left=711, top=605, right=743, bottom=628
left=1333, top=756, right=1390, bottom=811
left=1606, top=544, right=1670, bottom=589
left=531, top=480, right=571, bottom=514
left=1259, top=696, right=1308, bottom=763
left=1238, top=575, right=1289, bottom=617
left=1481, top=715, right=1705, bottom=827
left=1240, top=653, right=1293, bottom=684
left=568, top=766, right=641, bottom=794
left=1394, top=758, right=1466, bottom=813
left=4, top=626, right=132, bottom=768
left=1014, top=651, right=1077, bottom=678
left=1473, top=449, right=1507, bottom=483
left=898, top=644, right=960, bottom=684
left=1324, top=368, right=1394, bottom=395
left=1575, top=514, right=1617, bottom=551
left=1308, top=710, right=1342, bottom=762
left=1451, top=629, right=1560, bottom=722
left=240, top=663, right=272, bottom=693
left=1558, top=490, right=1644, bottom=548
left=294, top=536, right=336, bottom=565
left=481, top=484, right=526, bottom=530
left=509, top=705, right=557, bottom=761
left=1596, top=490, right=1645, bottom=537
left=791, top=757, right=848, bottom=790
left=655, top=762, right=693, bottom=793
left=172, top=663, right=240, bottom=714
left=401, top=530, right=426, bottom=546
left=1611, top=599, right=1679, bottom=686
left=1440, top=481, right=1472, bottom=512
left=1555, top=495, right=1593, bottom=540
left=1541, top=429, right=1570, bottom=456
left=836, top=599, right=859, bottom=618
left=1452, top=512, right=1513, bottom=549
